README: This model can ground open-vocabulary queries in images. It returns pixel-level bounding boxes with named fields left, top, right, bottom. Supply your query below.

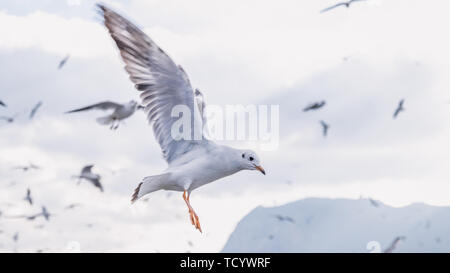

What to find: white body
left=162, top=143, right=242, bottom=192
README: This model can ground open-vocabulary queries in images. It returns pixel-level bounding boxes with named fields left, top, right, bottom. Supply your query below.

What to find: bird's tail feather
left=96, top=115, right=114, bottom=125
left=131, top=173, right=171, bottom=203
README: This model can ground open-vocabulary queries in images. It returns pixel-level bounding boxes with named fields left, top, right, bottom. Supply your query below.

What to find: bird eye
left=242, top=154, right=245, bottom=158
left=249, top=157, right=254, bottom=161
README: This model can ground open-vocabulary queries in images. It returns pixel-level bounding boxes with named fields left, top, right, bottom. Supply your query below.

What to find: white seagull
left=66, top=100, right=142, bottom=130
left=98, top=4, right=266, bottom=233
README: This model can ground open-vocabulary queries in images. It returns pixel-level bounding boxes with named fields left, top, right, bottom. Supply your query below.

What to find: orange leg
left=183, top=190, right=202, bottom=233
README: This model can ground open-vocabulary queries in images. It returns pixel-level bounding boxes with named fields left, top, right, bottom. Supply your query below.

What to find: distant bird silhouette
left=320, top=0, right=366, bottom=13
left=24, top=188, right=33, bottom=205
left=13, top=163, right=40, bottom=172
left=319, top=120, right=329, bottom=137
left=274, top=214, right=295, bottom=223
left=29, top=101, right=43, bottom=120
left=27, top=206, right=51, bottom=221
left=303, top=101, right=326, bottom=112
left=393, top=99, right=405, bottom=119
left=0, top=100, right=6, bottom=107
left=369, top=198, right=379, bottom=207
left=0, top=115, right=17, bottom=123
left=73, top=165, right=103, bottom=192
left=384, top=236, right=406, bottom=253
left=58, top=54, right=70, bottom=70
left=41, top=206, right=51, bottom=221
left=66, top=100, right=142, bottom=130
left=65, top=203, right=82, bottom=210
left=13, top=232, right=19, bottom=243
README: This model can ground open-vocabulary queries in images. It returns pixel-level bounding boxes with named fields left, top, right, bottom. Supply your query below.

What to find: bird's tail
left=96, top=115, right=114, bottom=125
left=131, top=173, right=171, bottom=203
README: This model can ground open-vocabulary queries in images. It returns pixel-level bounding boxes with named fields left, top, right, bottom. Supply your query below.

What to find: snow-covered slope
left=222, top=198, right=450, bottom=253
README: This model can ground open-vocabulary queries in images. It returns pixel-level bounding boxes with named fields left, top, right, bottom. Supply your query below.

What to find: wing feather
left=98, top=4, right=204, bottom=163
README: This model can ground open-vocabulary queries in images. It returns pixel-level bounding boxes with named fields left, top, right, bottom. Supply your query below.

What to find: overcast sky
left=1, top=0, right=450, bottom=252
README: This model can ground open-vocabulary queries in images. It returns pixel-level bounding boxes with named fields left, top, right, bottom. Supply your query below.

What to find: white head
left=239, top=149, right=265, bottom=175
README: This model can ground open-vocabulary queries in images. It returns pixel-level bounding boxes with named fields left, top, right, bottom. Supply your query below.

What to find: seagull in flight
left=27, top=206, right=51, bottom=221
left=319, top=120, right=329, bottom=137
left=73, top=165, right=103, bottom=192
left=65, top=203, right=82, bottom=210
left=274, top=214, right=295, bottom=223
left=66, top=100, right=142, bottom=130
left=98, top=4, right=266, bottom=233
left=58, top=54, right=70, bottom=70
left=393, top=99, right=405, bottom=119
left=0, top=100, right=6, bottom=107
left=369, top=198, right=379, bottom=207
left=29, top=101, right=43, bottom=120
left=13, top=163, right=40, bottom=172
left=320, top=0, right=366, bottom=13
left=0, top=115, right=16, bottom=123
left=24, top=188, right=33, bottom=205
left=384, top=236, right=406, bottom=253
left=303, top=101, right=326, bottom=112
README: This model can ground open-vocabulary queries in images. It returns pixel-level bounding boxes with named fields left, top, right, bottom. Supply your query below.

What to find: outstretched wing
left=98, top=4, right=204, bottom=163
left=29, top=101, right=43, bottom=119
left=66, top=101, right=121, bottom=113
left=81, top=165, right=94, bottom=175
left=320, top=2, right=346, bottom=13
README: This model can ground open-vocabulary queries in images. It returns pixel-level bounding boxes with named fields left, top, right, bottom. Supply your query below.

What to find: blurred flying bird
left=274, top=214, right=295, bottom=223
left=66, top=100, right=142, bottom=130
left=99, top=4, right=266, bottom=233
left=13, top=163, right=40, bottom=172
left=73, top=165, right=103, bottom=192
left=65, top=203, right=82, bottom=210
left=320, top=0, right=366, bottom=13
left=29, top=101, right=43, bottom=120
left=0, top=100, right=6, bottom=107
left=27, top=206, right=51, bottom=221
left=393, top=99, right=405, bottom=119
left=303, top=101, right=326, bottom=112
left=369, top=198, right=379, bottom=207
left=58, top=54, right=70, bottom=69
left=24, top=188, right=33, bottom=205
left=13, top=232, right=19, bottom=243
left=384, top=236, right=406, bottom=253
left=0, top=115, right=17, bottom=123
left=319, top=120, right=329, bottom=137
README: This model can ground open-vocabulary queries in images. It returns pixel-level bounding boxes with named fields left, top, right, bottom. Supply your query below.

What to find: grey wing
left=320, top=3, right=346, bottom=13
left=66, top=101, right=121, bottom=113
left=81, top=165, right=94, bottom=175
left=92, top=179, right=104, bottom=192
left=0, top=100, right=6, bottom=107
left=29, top=101, right=43, bottom=119
left=58, top=54, right=70, bottom=69
left=99, top=4, right=204, bottom=163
